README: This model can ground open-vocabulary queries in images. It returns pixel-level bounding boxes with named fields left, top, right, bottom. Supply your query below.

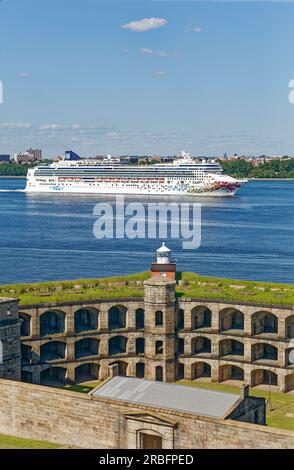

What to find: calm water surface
left=0, top=178, right=293, bottom=284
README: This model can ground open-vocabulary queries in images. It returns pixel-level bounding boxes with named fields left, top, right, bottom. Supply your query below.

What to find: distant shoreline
left=0, top=176, right=26, bottom=179
left=248, top=178, right=294, bottom=181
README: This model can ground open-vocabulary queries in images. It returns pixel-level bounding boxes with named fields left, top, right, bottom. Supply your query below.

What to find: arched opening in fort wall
left=109, top=336, right=128, bottom=356
left=220, top=308, right=244, bottom=332
left=40, top=367, right=67, bottom=387
left=75, top=363, right=99, bottom=383
left=74, top=308, right=99, bottom=333
left=40, top=341, right=66, bottom=362
left=108, top=305, right=127, bottom=330
left=219, top=364, right=244, bottom=383
left=192, top=307, right=211, bottom=330
left=19, top=313, right=31, bottom=337
left=251, top=369, right=278, bottom=388
left=252, top=312, right=278, bottom=336
left=75, top=338, right=99, bottom=359
left=40, top=310, right=65, bottom=337
left=191, top=362, right=211, bottom=381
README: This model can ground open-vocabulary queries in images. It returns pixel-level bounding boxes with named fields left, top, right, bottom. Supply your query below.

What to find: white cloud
left=159, top=51, right=179, bottom=58
left=106, top=131, right=120, bottom=139
left=38, top=124, right=64, bottom=131
left=140, top=48, right=154, bottom=55
left=184, top=25, right=203, bottom=33
left=140, top=48, right=179, bottom=57
left=0, top=123, right=32, bottom=129
left=154, top=71, right=166, bottom=76
left=19, top=72, right=29, bottom=79
left=122, top=17, right=167, bottom=33
left=81, top=140, right=96, bottom=147
left=105, top=131, right=129, bottom=141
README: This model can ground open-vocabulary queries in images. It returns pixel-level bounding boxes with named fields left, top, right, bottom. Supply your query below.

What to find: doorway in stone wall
left=139, top=432, right=163, bottom=449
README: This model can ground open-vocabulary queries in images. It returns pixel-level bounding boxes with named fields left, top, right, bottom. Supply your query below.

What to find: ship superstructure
left=25, top=151, right=246, bottom=196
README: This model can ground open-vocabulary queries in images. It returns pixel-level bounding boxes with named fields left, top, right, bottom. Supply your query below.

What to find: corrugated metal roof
left=92, top=377, right=240, bottom=418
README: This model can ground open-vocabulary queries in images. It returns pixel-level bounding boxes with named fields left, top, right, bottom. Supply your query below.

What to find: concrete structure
left=1, top=245, right=294, bottom=448
left=92, top=376, right=266, bottom=424
left=0, top=298, right=21, bottom=381
left=18, top=274, right=294, bottom=392
left=0, top=377, right=293, bottom=449
left=0, top=244, right=293, bottom=393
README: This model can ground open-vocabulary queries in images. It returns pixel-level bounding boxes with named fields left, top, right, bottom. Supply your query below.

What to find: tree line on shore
left=1, top=157, right=294, bottom=178
left=221, top=157, right=294, bottom=178
left=0, top=161, right=51, bottom=176
left=0, top=163, right=34, bottom=176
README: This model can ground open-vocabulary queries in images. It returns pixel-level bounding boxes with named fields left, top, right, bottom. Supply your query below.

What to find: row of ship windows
left=34, top=176, right=207, bottom=182
left=33, top=183, right=202, bottom=189
left=34, top=172, right=210, bottom=177
left=35, top=180, right=199, bottom=184
left=34, top=184, right=187, bottom=190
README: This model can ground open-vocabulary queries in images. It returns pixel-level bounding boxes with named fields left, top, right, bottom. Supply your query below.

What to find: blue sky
left=0, top=0, right=294, bottom=157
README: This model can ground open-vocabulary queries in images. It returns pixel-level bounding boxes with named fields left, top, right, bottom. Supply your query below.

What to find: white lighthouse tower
left=151, top=242, right=176, bottom=280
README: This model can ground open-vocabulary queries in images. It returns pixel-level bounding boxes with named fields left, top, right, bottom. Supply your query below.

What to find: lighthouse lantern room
left=151, top=243, right=176, bottom=280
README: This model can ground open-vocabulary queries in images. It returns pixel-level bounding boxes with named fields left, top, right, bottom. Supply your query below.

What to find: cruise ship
left=25, top=151, right=247, bottom=196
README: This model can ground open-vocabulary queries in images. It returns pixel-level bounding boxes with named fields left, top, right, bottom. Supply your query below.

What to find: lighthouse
left=151, top=243, right=176, bottom=280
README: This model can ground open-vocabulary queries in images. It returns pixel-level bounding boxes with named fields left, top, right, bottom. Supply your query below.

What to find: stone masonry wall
left=17, top=278, right=294, bottom=392
left=0, top=299, right=21, bottom=381
left=0, top=379, right=293, bottom=449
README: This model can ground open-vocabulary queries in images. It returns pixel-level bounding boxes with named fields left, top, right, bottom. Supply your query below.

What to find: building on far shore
left=14, top=149, right=42, bottom=164
left=0, top=154, right=10, bottom=163
left=26, top=148, right=42, bottom=161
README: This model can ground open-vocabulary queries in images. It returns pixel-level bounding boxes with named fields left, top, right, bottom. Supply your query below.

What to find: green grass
left=0, top=271, right=293, bottom=306
left=62, top=382, right=100, bottom=393
left=177, top=380, right=294, bottom=431
left=177, top=272, right=294, bottom=306
left=0, top=433, right=62, bottom=449
left=0, top=272, right=149, bottom=305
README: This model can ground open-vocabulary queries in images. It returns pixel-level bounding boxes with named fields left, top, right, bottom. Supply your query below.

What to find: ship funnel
left=65, top=150, right=81, bottom=161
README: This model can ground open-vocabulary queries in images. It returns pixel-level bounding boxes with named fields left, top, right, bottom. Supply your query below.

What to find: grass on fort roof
left=177, top=380, right=294, bottom=432
left=0, top=271, right=293, bottom=306
left=177, top=272, right=294, bottom=306
left=0, top=433, right=62, bottom=449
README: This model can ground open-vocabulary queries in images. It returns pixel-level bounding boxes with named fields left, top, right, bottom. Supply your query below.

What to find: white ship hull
left=25, top=152, right=246, bottom=197
left=25, top=184, right=237, bottom=197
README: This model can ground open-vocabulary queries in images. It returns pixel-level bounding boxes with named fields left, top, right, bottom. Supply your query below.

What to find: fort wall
left=0, top=378, right=293, bottom=449
left=18, top=283, right=294, bottom=392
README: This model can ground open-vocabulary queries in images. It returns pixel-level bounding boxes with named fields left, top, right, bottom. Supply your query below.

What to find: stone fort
left=1, top=243, right=293, bottom=394
left=1, top=243, right=294, bottom=449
